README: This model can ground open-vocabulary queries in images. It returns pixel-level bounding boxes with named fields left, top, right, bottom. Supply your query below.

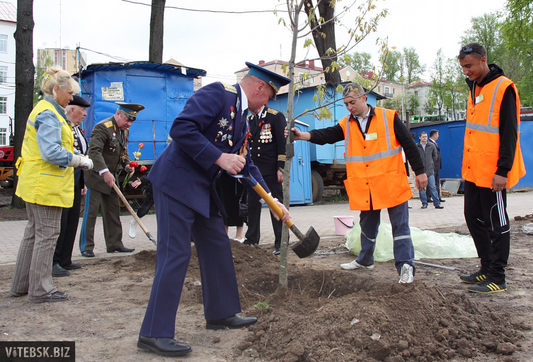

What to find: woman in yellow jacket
left=10, top=66, right=93, bottom=303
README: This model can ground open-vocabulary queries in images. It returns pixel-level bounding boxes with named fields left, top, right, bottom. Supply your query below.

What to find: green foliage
left=254, top=300, right=270, bottom=312
left=383, top=49, right=402, bottom=81
left=461, top=13, right=503, bottom=64
left=339, top=51, right=373, bottom=73
left=34, top=51, right=55, bottom=106
left=403, top=47, right=425, bottom=84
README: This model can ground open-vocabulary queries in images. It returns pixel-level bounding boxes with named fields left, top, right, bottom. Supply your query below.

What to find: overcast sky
left=5, top=0, right=507, bottom=84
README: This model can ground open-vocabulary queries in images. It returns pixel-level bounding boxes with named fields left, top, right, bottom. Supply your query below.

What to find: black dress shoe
left=108, top=246, right=135, bottom=253
left=440, top=199, right=446, bottom=202
left=137, top=336, right=192, bottom=356
left=243, top=240, right=258, bottom=245
left=52, top=264, right=70, bottom=277
left=272, top=248, right=281, bottom=255
left=435, top=205, right=444, bottom=209
left=81, top=250, right=95, bottom=258
left=63, top=262, right=82, bottom=270
left=206, top=314, right=258, bottom=330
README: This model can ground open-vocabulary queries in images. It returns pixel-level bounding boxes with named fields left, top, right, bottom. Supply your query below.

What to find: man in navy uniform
left=244, top=106, right=287, bottom=255
left=137, top=62, right=291, bottom=356
left=79, top=102, right=144, bottom=257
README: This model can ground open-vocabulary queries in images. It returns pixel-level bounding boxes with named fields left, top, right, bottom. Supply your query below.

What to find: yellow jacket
left=15, top=100, right=74, bottom=207
left=340, top=107, right=412, bottom=211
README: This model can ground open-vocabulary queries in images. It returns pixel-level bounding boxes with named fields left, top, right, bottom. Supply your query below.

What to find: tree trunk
left=149, top=0, right=166, bottom=63
left=304, top=0, right=342, bottom=85
left=12, top=0, right=35, bottom=208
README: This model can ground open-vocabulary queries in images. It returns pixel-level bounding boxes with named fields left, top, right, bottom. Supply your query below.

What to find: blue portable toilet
left=289, top=120, right=312, bottom=205
left=79, top=61, right=206, bottom=165
left=410, top=118, right=532, bottom=190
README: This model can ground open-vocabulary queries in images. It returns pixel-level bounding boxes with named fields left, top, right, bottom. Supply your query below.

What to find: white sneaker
left=129, top=219, right=137, bottom=239
left=340, top=260, right=374, bottom=270
left=399, top=264, right=414, bottom=284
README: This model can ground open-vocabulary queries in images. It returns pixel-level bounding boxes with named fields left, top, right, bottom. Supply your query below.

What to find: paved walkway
left=1, top=191, right=532, bottom=266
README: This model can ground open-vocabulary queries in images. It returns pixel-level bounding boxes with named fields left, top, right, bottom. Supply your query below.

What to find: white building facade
left=0, top=1, right=15, bottom=146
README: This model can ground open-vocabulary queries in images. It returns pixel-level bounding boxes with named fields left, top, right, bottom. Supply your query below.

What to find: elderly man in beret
left=137, top=62, right=291, bottom=356
left=52, top=95, right=91, bottom=277
left=79, top=102, right=144, bottom=258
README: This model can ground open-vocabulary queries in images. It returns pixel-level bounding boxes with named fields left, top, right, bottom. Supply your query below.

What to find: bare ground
left=1, top=186, right=532, bottom=361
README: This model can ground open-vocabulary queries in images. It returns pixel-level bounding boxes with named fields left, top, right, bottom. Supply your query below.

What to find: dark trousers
left=464, top=181, right=510, bottom=284
left=427, top=169, right=441, bottom=201
left=356, top=201, right=415, bottom=274
left=79, top=187, right=124, bottom=253
left=140, top=186, right=241, bottom=338
left=245, top=174, right=283, bottom=248
left=53, top=179, right=83, bottom=267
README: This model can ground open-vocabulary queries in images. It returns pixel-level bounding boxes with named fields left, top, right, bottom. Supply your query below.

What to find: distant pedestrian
left=416, top=132, right=443, bottom=209
left=427, top=129, right=445, bottom=203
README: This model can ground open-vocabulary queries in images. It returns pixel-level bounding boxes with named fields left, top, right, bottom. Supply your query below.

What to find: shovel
left=112, top=183, right=157, bottom=246
left=233, top=172, right=320, bottom=258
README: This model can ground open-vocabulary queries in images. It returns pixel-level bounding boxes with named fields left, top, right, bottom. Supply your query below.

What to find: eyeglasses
left=461, top=46, right=484, bottom=57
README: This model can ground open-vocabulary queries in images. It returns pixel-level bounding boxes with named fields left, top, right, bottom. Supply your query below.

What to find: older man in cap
left=79, top=102, right=144, bottom=258
left=52, top=95, right=91, bottom=277
left=137, top=62, right=291, bottom=356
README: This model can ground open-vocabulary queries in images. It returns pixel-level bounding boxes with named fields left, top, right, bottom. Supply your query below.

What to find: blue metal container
left=79, top=61, right=206, bottom=164
left=289, top=120, right=312, bottom=205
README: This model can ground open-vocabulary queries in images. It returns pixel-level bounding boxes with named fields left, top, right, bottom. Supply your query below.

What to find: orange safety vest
left=340, top=107, right=412, bottom=211
left=462, top=76, right=525, bottom=189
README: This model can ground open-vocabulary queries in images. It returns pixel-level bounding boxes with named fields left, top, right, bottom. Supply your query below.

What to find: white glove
left=69, top=155, right=94, bottom=170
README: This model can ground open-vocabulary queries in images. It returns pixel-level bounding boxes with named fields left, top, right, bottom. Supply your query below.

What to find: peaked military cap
left=245, top=62, right=291, bottom=94
left=115, top=102, right=145, bottom=120
left=69, top=95, right=91, bottom=108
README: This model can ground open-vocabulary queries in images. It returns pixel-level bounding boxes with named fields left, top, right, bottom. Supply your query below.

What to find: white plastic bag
left=345, top=222, right=478, bottom=262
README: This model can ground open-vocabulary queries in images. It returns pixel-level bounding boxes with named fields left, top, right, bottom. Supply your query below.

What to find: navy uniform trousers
left=139, top=185, right=241, bottom=338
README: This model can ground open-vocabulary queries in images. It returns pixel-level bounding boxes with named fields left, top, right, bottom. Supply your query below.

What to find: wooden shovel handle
left=112, top=183, right=150, bottom=234
left=250, top=180, right=294, bottom=228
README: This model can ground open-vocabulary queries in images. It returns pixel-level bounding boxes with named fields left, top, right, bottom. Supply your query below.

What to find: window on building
left=414, top=90, right=419, bottom=96
left=378, top=86, right=381, bottom=92
left=0, top=128, right=6, bottom=145
left=0, top=34, right=7, bottom=53
left=385, top=86, right=390, bottom=94
left=0, top=66, right=7, bottom=83
left=393, top=88, right=396, bottom=95
left=0, top=97, right=6, bottom=114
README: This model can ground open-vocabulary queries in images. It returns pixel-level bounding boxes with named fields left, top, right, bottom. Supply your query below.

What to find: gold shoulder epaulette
left=267, top=108, right=279, bottom=115
left=104, top=121, right=113, bottom=128
left=223, top=84, right=237, bottom=94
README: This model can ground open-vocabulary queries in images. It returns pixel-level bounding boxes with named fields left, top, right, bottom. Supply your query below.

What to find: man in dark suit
left=137, top=62, right=291, bottom=357
left=427, top=129, right=445, bottom=203
left=244, top=106, right=286, bottom=255
left=79, top=102, right=144, bottom=257
left=52, top=95, right=90, bottom=277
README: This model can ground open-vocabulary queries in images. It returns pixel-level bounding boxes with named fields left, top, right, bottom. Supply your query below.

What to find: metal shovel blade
left=290, top=225, right=320, bottom=258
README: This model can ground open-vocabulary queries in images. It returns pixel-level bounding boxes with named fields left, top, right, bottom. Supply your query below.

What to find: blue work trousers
left=356, top=201, right=415, bottom=274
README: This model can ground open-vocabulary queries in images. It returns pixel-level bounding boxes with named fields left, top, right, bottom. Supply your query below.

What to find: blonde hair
left=41, top=66, right=80, bottom=97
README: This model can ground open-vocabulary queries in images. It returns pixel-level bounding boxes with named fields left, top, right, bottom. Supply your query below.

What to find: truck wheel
left=0, top=179, right=13, bottom=188
left=311, top=170, right=324, bottom=203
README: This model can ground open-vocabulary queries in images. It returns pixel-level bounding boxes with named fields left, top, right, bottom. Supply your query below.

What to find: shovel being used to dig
left=233, top=172, right=320, bottom=258
left=112, top=183, right=157, bottom=246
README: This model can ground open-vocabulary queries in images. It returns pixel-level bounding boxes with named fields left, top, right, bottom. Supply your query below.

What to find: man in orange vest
left=458, top=43, right=526, bottom=293
left=291, top=83, right=428, bottom=284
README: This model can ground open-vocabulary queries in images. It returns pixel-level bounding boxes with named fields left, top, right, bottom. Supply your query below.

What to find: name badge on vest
left=475, top=94, right=484, bottom=103
left=365, top=133, right=378, bottom=141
